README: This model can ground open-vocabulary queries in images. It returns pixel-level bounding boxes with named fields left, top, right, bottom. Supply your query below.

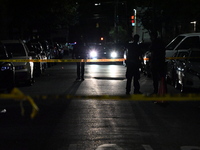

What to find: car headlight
left=110, top=51, right=117, bottom=58
left=90, top=51, right=97, bottom=58
left=1, top=63, right=13, bottom=71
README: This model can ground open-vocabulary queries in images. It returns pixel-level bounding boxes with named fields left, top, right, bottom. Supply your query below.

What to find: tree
left=0, top=0, right=79, bottom=40
left=109, top=25, right=128, bottom=43
left=135, top=0, right=200, bottom=41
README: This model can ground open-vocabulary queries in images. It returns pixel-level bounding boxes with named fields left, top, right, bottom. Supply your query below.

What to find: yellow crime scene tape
left=1, top=88, right=200, bottom=119
left=0, top=57, right=199, bottom=63
left=0, top=58, right=125, bottom=63
left=1, top=57, right=200, bottom=119
left=0, top=88, right=39, bottom=119
left=31, top=93, right=200, bottom=101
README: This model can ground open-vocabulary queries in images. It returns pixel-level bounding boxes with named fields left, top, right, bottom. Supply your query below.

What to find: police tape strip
left=33, top=94, right=200, bottom=101
left=0, top=57, right=198, bottom=63
left=1, top=90, right=200, bottom=102
left=1, top=88, right=200, bottom=118
left=0, top=58, right=124, bottom=63
left=0, top=88, right=39, bottom=119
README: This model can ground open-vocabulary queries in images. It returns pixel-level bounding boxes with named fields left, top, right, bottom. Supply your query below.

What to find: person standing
left=125, top=34, right=143, bottom=95
left=72, top=40, right=88, bottom=81
left=149, top=31, right=166, bottom=94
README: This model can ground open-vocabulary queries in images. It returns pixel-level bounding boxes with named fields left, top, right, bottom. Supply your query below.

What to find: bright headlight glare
left=90, top=51, right=97, bottom=58
left=111, top=51, right=117, bottom=58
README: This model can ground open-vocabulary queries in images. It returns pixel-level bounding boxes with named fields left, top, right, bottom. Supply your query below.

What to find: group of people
left=125, top=32, right=166, bottom=95
left=72, top=32, right=166, bottom=95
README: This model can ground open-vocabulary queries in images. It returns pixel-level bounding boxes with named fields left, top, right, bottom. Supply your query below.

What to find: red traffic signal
left=131, top=15, right=135, bottom=26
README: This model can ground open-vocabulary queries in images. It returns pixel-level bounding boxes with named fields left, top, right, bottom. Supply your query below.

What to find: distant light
left=95, top=3, right=101, bottom=6
left=90, top=51, right=97, bottom=58
left=110, top=51, right=118, bottom=58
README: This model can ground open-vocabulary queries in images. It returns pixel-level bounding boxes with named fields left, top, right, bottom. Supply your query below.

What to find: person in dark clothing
left=149, top=31, right=166, bottom=94
left=125, top=34, right=143, bottom=95
left=72, top=41, right=88, bottom=81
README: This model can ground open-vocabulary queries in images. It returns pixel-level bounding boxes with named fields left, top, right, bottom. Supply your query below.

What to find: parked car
left=26, top=42, right=43, bottom=76
left=1, top=40, right=34, bottom=86
left=26, top=41, right=47, bottom=73
left=0, top=43, right=15, bottom=92
left=53, top=42, right=64, bottom=59
left=39, top=40, right=54, bottom=67
left=168, top=49, right=200, bottom=92
left=165, top=33, right=200, bottom=59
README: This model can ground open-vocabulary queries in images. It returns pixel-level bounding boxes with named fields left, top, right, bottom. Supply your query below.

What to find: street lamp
left=190, top=21, right=197, bottom=32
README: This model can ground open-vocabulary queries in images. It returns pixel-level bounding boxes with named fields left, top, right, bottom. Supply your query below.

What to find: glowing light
left=110, top=51, right=118, bottom=58
left=90, top=51, right=97, bottom=58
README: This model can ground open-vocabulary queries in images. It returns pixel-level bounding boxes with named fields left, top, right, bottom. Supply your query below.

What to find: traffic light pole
left=133, top=9, right=137, bottom=35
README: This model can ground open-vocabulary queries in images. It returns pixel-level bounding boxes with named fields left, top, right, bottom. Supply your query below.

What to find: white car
left=165, top=33, right=200, bottom=59
left=1, top=40, right=34, bottom=86
left=171, top=49, right=200, bottom=92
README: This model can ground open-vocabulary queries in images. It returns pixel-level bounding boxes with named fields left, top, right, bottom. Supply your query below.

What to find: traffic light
left=131, top=15, right=135, bottom=26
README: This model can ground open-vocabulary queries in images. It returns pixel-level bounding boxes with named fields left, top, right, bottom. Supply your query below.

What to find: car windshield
left=165, top=36, right=185, bottom=50
left=4, top=43, right=26, bottom=56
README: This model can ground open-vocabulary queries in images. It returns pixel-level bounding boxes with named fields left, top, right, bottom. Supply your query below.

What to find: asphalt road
left=0, top=62, right=200, bottom=150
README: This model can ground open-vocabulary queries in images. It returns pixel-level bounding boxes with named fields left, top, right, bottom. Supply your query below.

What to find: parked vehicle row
left=0, top=39, right=66, bottom=93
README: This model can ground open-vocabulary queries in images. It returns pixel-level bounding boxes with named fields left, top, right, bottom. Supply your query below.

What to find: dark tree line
left=136, top=0, right=200, bottom=41
left=0, top=0, right=78, bottom=40
left=1, top=0, right=200, bottom=42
